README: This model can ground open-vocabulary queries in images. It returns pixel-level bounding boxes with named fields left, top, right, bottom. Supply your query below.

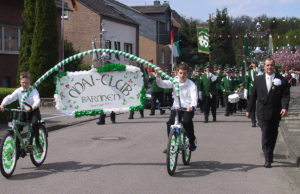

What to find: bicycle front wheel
left=167, top=130, right=178, bottom=176
left=182, top=133, right=191, bottom=165
left=30, top=125, right=48, bottom=167
left=0, top=131, right=17, bottom=178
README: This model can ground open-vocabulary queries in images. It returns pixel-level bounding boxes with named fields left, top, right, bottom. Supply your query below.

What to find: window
left=0, top=25, right=20, bottom=54
left=161, top=49, right=165, bottom=64
left=124, top=43, right=132, bottom=60
left=114, top=41, right=120, bottom=51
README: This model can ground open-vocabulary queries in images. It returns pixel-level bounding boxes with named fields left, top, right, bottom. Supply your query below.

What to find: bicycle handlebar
left=2, top=102, right=33, bottom=113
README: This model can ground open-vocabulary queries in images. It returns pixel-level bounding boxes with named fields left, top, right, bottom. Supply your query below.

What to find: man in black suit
left=246, top=58, right=290, bottom=168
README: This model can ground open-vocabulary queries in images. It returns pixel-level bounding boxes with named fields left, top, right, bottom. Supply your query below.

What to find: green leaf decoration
left=73, top=101, right=76, bottom=104
left=97, top=63, right=126, bottom=73
left=75, top=105, right=79, bottom=109
left=75, top=109, right=104, bottom=118
left=130, top=86, right=146, bottom=111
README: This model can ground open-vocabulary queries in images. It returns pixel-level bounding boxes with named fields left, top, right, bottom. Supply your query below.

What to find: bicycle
left=0, top=103, right=48, bottom=178
left=166, top=107, right=195, bottom=176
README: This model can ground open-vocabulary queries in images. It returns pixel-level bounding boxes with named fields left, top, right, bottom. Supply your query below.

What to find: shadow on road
left=10, top=161, right=102, bottom=180
left=174, top=161, right=260, bottom=178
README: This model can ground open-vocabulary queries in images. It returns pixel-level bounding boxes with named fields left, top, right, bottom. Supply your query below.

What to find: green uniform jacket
left=221, top=76, right=235, bottom=95
left=148, top=76, right=164, bottom=93
left=199, top=73, right=218, bottom=96
left=247, top=70, right=258, bottom=95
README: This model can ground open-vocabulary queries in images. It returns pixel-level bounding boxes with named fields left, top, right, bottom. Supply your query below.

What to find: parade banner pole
left=20, top=49, right=180, bottom=109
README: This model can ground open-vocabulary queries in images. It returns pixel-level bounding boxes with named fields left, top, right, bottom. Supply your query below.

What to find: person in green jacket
left=199, top=64, right=218, bottom=122
left=148, top=72, right=165, bottom=115
left=221, top=68, right=235, bottom=116
left=216, top=65, right=225, bottom=108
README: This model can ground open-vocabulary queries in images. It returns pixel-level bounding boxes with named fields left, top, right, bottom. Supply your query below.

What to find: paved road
left=0, top=109, right=299, bottom=193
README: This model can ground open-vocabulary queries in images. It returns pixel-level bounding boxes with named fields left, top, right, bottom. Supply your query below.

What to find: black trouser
left=166, top=110, right=195, bottom=144
left=129, top=110, right=144, bottom=118
left=238, top=99, right=247, bottom=111
left=18, top=108, right=41, bottom=144
left=163, top=92, right=173, bottom=107
left=223, top=94, right=232, bottom=115
left=99, top=112, right=115, bottom=124
left=217, top=90, right=224, bottom=108
left=258, top=119, right=280, bottom=162
left=150, top=92, right=164, bottom=114
left=203, top=95, right=217, bottom=120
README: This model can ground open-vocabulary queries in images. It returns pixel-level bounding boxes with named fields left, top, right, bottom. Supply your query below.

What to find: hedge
left=0, top=88, right=18, bottom=123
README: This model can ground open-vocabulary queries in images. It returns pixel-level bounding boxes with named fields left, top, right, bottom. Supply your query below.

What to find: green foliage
left=0, top=88, right=18, bottom=123
left=273, top=29, right=300, bottom=49
left=29, top=0, right=58, bottom=97
left=64, top=40, right=82, bottom=71
left=209, top=8, right=236, bottom=67
left=17, top=0, right=36, bottom=84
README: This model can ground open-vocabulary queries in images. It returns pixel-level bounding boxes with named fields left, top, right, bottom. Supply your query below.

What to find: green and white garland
left=20, top=49, right=179, bottom=112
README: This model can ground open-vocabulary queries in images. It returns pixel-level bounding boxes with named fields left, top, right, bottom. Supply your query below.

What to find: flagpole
left=61, top=0, right=65, bottom=71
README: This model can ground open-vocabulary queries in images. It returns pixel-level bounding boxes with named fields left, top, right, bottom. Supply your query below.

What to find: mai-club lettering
left=101, top=74, right=132, bottom=96
left=69, top=75, right=95, bottom=98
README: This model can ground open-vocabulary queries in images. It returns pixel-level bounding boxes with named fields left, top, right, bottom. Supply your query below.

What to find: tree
left=17, top=0, right=36, bottom=83
left=64, top=40, right=82, bottom=72
left=209, top=8, right=236, bottom=67
left=29, top=0, right=58, bottom=97
left=178, top=18, right=208, bottom=70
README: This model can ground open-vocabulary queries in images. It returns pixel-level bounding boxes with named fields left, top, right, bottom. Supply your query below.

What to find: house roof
left=131, top=5, right=170, bottom=14
left=78, top=0, right=137, bottom=25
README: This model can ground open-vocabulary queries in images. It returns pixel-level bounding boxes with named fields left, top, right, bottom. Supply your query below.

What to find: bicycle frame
left=8, top=109, right=34, bottom=153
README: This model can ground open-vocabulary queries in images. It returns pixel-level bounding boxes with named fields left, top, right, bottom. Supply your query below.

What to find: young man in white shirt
left=156, top=63, right=198, bottom=152
left=0, top=72, right=43, bottom=153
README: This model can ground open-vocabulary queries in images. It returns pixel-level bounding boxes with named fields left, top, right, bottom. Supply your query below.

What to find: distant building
left=0, top=0, right=70, bottom=88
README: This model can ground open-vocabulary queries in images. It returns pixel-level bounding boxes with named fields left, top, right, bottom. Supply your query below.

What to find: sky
left=117, top=0, right=300, bottom=21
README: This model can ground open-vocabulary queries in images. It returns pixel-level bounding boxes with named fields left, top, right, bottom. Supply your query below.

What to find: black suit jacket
left=247, top=73, right=290, bottom=121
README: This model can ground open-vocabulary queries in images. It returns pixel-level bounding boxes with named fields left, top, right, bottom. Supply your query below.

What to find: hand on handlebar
left=0, top=104, right=4, bottom=112
left=186, top=107, right=193, bottom=112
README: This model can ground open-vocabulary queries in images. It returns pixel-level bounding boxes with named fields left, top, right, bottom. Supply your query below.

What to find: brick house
left=63, top=0, right=139, bottom=65
left=0, top=0, right=70, bottom=88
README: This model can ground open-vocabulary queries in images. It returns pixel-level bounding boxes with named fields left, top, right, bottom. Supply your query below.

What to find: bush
left=0, top=88, right=18, bottom=123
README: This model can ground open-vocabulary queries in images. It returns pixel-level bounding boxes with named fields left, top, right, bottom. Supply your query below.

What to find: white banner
left=54, top=66, right=144, bottom=116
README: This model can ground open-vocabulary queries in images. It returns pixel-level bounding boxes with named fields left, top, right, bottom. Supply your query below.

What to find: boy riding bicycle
left=0, top=72, right=43, bottom=153
left=155, top=63, right=198, bottom=151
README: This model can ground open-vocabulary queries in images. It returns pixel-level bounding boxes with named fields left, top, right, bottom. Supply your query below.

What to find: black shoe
left=264, top=162, right=272, bottom=168
left=189, top=144, right=196, bottom=151
left=160, top=110, right=165, bottom=115
left=128, top=116, right=133, bottom=119
left=149, top=113, right=155, bottom=116
left=97, top=121, right=105, bottom=125
left=251, top=123, right=256, bottom=127
left=224, top=113, right=229, bottom=116
left=162, top=148, right=167, bottom=153
left=36, top=143, right=44, bottom=154
left=204, top=119, right=208, bottom=123
left=111, top=120, right=116, bottom=124
left=213, top=117, right=216, bottom=122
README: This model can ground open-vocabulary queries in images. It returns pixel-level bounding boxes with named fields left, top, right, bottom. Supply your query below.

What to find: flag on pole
left=170, top=28, right=174, bottom=46
left=197, top=27, right=209, bottom=54
left=71, top=0, right=78, bottom=11
left=173, top=41, right=180, bottom=57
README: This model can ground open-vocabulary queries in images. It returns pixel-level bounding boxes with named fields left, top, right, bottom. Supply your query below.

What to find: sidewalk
left=0, top=107, right=99, bottom=136
left=280, top=85, right=300, bottom=168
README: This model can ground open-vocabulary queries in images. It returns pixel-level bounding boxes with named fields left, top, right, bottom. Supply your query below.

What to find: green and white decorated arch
left=20, top=49, right=179, bottom=117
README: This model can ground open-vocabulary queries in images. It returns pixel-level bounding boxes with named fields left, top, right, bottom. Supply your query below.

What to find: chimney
left=154, top=0, right=160, bottom=6
left=163, top=1, right=169, bottom=5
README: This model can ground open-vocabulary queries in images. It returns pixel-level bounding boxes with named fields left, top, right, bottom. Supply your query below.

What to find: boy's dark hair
left=177, top=63, right=189, bottom=71
left=20, top=72, right=32, bottom=81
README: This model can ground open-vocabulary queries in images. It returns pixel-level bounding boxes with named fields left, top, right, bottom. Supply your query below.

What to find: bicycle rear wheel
left=182, top=133, right=191, bottom=165
left=30, top=125, right=48, bottom=167
left=0, top=131, right=17, bottom=178
left=167, top=130, right=178, bottom=176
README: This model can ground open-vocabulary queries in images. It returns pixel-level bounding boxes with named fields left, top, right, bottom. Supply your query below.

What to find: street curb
left=279, top=121, right=300, bottom=168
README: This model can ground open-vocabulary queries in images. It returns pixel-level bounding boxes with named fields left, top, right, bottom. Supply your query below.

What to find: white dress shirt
left=1, top=86, right=40, bottom=109
left=156, top=77, right=198, bottom=108
left=265, top=73, right=275, bottom=92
